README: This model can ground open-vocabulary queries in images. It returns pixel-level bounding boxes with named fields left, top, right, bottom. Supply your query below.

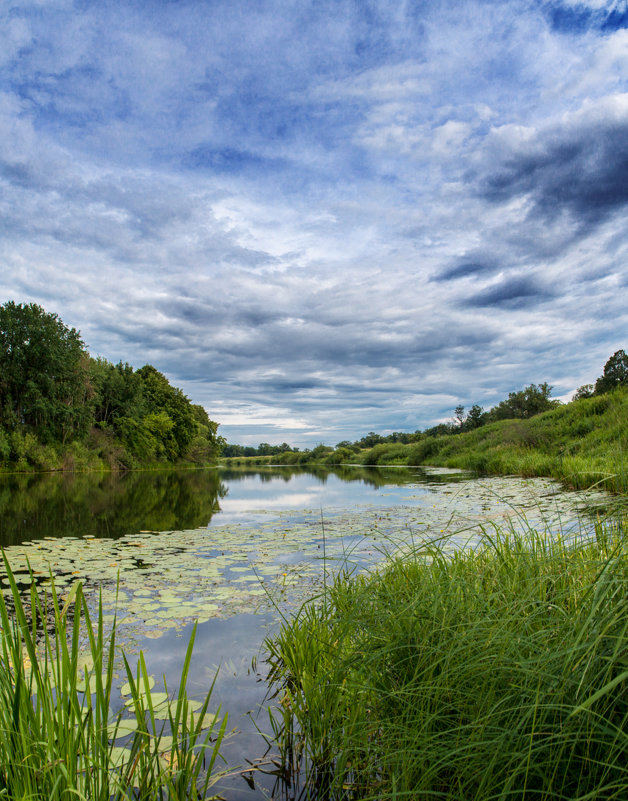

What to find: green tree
left=454, top=405, right=466, bottom=428
left=0, top=301, right=91, bottom=442
left=488, top=383, right=559, bottom=421
left=359, top=432, right=385, bottom=448
left=89, top=358, right=145, bottom=428
left=136, top=365, right=196, bottom=460
left=462, top=404, right=487, bottom=430
left=595, top=349, right=628, bottom=394
left=186, top=404, right=224, bottom=462
left=573, top=384, right=595, bottom=401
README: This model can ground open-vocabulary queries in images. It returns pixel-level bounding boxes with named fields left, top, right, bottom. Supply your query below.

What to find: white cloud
left=0, top=1, right=626, bottom=446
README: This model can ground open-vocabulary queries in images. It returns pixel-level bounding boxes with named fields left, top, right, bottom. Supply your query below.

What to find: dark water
left=0, top=465, right=604, bottom=799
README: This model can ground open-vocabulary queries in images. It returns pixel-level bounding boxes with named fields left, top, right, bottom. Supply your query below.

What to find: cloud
left=437, top=257, right=500, bottom=281
left=1, top=1, right=627, bottom=447
left=543, top=1, right=628, bottom=34
left=462, top=276, right=556, bottom=309
left=475, top=94, right=628, bottom=232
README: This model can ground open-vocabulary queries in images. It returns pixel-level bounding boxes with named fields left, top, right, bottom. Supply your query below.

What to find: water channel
left=0, top=465, right=610, bottom=799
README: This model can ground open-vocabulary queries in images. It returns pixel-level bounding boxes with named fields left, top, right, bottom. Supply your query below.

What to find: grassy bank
left=0, top=560, right=227, bottom=800
left=223, top=387, right=627, bottom=493
left=0, top=432, right=221, bottom=475
left=266, top=516, right=628, bottom=800
left=403, top=388, right=628, bottom=493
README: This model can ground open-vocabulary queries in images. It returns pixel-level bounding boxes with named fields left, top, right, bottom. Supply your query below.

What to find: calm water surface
left=0, top=465, right=608, bottom=799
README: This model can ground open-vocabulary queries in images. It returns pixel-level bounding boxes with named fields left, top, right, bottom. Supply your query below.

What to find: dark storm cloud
left=463, top=276, right=555, bottom=309
left=477, top=102, right=628, bottom=231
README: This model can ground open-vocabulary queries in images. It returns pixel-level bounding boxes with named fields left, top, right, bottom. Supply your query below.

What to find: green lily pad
left=190, top=711, right=220, bottom=729
left=107, top=719, right=139, bottom=739
left=120, top=675, right=155, bottom=696
left=108, top=746, right=132, bottom=767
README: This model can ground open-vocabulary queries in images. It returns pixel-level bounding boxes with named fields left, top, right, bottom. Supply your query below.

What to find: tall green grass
left=403, top=388, right=628, bottom=493
left=0, top=555, right=227, bottom=800
left=266, top=516, right=628, bottom=800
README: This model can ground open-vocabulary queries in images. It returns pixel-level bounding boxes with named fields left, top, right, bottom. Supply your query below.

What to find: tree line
left=223, top=349, right=628, bottom=459
left=0, top=301, right=223, bottom=470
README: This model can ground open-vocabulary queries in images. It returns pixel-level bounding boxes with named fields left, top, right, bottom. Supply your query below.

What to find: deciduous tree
left=0, top=301, right=91, bottom=442
left=595, top=349, right=628, bottom=394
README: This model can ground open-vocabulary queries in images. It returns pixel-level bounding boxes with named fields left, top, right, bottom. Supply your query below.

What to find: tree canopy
left=0, top=301, right=91, bottom=443
left=595, top=349, right=628, bottom=394
left=0, top=301, right=222, bottom=469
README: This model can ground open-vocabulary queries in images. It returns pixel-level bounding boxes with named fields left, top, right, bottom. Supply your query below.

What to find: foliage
left=0, top=301, right=92, bottom=443
left=222, top=442, right=297, bottom=458
left=135, top=366, right=196, bottom=461
left=486, top=381, right=559, bottom=421
left=595, top=349, right=628, bottom=394
left=0, top=302, right=221, bottom=472
left=324, top=446, right=357, bottom=465
left=573, top=383, right=594, bottom=401
left=361, top=442, right=409, bottom=465
left=266, top=518, right=628, bottom=800
left=405, top=386, right=628, bottom=493
left=0, top=555, right=227, bottom=800
left=89, top=359, right=145, bottom=429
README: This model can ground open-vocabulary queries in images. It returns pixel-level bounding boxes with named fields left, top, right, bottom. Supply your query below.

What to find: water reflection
left=0, top=464, right=469, bottom=548
left=219, top=463, right=468, bottom=488
left=0, top=469, right=227, bottom=547
left=0, top=464, right=610, bottom=800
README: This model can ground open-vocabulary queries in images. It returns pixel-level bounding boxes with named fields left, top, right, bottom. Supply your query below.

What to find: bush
left=406, top=436, right=446, bottom=464
left=324, top=447, right=356, bottom=465
left=362, top=443, right=409, bottom=465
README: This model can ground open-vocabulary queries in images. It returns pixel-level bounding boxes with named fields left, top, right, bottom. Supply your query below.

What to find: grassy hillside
left=404, top=387, right=627, bottom=493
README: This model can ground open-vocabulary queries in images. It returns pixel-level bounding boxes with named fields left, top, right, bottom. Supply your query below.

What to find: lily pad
left=120, top=675, right=155, bottom=696
left=107, top=719, right=139, bottom=740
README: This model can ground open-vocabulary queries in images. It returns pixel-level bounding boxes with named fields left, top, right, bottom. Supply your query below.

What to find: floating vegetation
left=0, top=473, right=609, bottom=648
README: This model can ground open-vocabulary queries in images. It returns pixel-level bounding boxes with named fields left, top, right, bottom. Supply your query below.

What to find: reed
left=266, top=514, right=628, bottom=799
left=0, top=554, right=227, bottom=800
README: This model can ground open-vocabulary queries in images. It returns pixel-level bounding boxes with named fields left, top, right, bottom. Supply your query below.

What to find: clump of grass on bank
left=0, top=557, right=227, bottom=800
left=266, top=516, right=628, bottom=800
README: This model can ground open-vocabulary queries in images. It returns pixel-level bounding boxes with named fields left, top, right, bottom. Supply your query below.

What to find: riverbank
left=222, top=387, right=628, bottom=494
left=0, top=437, right=220, bottom=475
left=266, top=513, right=628, bottom=800
left=402, top=387, right=627, bottom=494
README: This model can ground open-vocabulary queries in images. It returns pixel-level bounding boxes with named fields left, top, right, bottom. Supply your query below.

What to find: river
left=0, top=465, right=609, bottom=799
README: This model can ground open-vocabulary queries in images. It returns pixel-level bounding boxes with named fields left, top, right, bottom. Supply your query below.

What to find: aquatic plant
left=0, top=554, right=227, bottom=800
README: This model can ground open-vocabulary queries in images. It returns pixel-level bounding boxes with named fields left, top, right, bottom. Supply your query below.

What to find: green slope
left=405, top=387, right=627, bottom=493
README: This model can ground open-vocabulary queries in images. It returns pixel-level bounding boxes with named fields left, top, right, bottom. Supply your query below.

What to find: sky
left=1, top=0, right=627, bottom=448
